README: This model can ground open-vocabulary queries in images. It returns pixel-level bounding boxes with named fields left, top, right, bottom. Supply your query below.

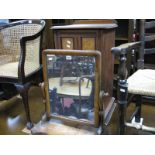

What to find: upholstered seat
left=128, top=69, right=155, bottom=97
left=0, top=61, right=40, bottom=77
left=0, top=55, right=13, bottom=65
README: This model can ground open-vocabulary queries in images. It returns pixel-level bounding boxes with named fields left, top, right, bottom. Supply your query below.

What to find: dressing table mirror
left=31, top=49, right=105, bottom=135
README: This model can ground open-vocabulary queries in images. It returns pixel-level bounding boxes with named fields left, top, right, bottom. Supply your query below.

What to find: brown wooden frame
left=42, top=49, right=101, bottom=128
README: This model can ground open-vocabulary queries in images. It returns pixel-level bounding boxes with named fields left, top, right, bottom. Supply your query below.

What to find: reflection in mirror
left=47, top=55, right=96, bottom=122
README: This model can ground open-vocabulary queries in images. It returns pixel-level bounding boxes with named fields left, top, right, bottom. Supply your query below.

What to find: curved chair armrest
left=18, top=20, right=45, bottom=83
left=20, top=20, right=45, bottom=43
left=111, top=42, right=141, bottom=56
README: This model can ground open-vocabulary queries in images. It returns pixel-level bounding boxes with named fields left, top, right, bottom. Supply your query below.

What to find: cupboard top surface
left=51, top=23, right=117, bottom=30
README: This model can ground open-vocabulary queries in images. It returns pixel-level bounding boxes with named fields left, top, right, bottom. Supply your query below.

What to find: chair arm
left=111, top=42, right=141, bottom=56
left=18, top=20, right=45, bottom=82
left=20, top=21, right=45, bottom=43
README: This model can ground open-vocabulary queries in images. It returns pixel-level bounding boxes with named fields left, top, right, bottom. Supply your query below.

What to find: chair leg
left=118, top=103, right=126, bottom=134
left=16, top=84, right=33, bottom=129
left=135, top=95, right=142, bottom=123
left=117, top=80, right=128, bottom=135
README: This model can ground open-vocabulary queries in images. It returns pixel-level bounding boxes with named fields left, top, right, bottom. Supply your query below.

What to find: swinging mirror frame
left=42, top=49, right=101, bottom=128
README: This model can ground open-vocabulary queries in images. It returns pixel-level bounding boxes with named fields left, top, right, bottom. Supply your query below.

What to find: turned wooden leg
left=135, top=95, right=142, bottom=123
left=117, top=80, right=127, bottom=135
left=118, top=103, right=126, bottom=134
left=117, top=54, right=128, bottom=134
left=16, top=83, right=33, bottom=129
left=117, top=80, right=128, bottom=135
left=116, top=54, right=128, bottom=135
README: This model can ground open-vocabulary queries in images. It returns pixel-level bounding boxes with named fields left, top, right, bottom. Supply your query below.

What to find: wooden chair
left=31, top=49, right=107, bottom=135
left=111, top=19, right=155, bottom=134
left=0, top=19, right=45, bottom=129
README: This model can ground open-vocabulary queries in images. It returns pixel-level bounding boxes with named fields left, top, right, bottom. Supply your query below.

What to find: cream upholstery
left=0, top=55, right=13, bottom=65
left=127, top=69, right=155, bottom=97
left=0, top=61, right=39, bottom=77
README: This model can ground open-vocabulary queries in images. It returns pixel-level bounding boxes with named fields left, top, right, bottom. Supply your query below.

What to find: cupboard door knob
left=66, top=44, right=71, bottom=48
left=67, top=40, right=71, bottom=44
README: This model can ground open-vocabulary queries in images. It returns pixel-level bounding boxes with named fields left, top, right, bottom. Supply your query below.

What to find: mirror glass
left=46, top=54, right=96, bottom=122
